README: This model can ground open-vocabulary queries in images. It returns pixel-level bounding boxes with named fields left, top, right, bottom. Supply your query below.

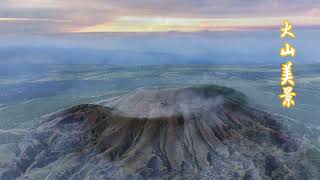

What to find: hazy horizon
left=0, top=29, right=319, bottom=70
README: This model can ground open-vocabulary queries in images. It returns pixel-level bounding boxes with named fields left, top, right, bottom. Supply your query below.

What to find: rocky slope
left=1, top=85, right=319, bottom=179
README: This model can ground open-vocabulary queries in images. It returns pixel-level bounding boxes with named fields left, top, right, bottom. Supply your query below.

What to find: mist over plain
left=0, top=30, right=319, bottom=72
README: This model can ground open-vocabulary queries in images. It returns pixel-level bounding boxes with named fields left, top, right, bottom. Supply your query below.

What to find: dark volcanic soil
left=1, top=85, right=319, bottom=180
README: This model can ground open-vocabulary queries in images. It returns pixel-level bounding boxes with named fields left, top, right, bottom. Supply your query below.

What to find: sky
left=1, top=0, right=320, bottom=66
left=1, top=0, right=320, bottom=33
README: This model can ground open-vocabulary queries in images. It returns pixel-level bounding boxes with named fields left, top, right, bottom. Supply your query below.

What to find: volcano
left=1, top=85, right=319, bottom=179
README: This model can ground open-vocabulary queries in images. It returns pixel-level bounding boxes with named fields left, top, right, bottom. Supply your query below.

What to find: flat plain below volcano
left=1, top=85, right=319, bottom=180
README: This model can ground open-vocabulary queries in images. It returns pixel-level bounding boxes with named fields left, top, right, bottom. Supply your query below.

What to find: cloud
left=0, top=18, right=70, bottom=22
left=0, top=0, right=320, bottom=34
left=305, top=8, right=320, bottom=16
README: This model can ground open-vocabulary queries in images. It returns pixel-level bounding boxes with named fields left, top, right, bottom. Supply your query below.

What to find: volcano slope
left=1, top=85, right=320, bottom=179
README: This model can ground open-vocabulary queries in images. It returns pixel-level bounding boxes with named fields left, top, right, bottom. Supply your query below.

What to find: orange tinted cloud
left=72, top=16, right=320, bottom=33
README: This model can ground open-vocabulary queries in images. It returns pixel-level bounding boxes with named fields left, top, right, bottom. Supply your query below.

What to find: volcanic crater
left=2, top=85, right=319, bottom=179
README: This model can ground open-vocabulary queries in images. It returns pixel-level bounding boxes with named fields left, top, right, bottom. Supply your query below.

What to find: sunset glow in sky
left=1, top=0, right=320, bottom=34
left=73, top=16, right=320, bottom=33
